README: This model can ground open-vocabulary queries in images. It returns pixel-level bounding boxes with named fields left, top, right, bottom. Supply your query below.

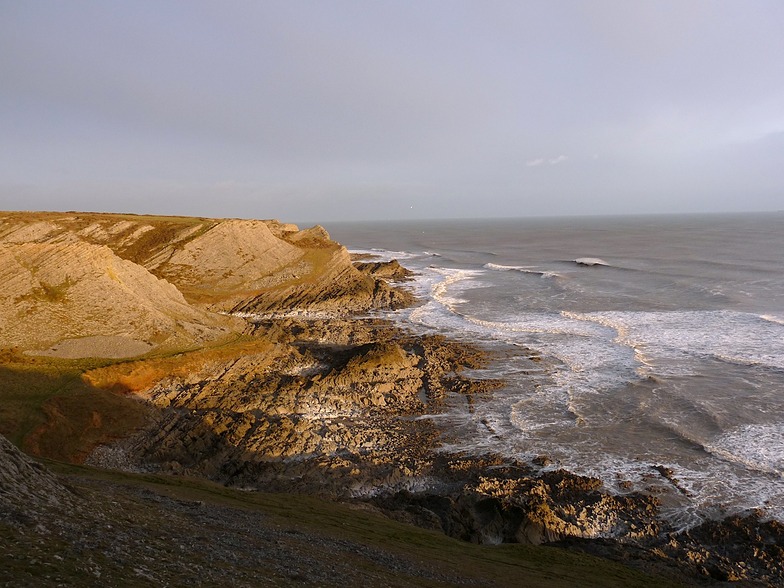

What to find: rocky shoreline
left=2, top=212, right=782, bottom=586
left=85, top=309, right=783, bottom=586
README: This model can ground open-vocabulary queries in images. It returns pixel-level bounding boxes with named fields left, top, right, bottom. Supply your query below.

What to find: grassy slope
left=0, top=336, right=267, bottom=460
left=42, top=462, right=684, bottom=588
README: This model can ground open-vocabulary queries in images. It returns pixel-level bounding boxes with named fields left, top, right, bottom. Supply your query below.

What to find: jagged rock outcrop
left=657, top=511, right=784, bottom=584
left=354, top=259, right=413, bottom=281
left=231, top=246, right=414, bottom=314
left=84, top=319, right=499, bottom=497
left=0, top=433, right=76, bottom=514
left=372, top=459, right=660, bottom=547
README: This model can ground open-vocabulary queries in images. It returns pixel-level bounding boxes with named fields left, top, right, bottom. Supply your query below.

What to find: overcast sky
left=2, top=1, right=783, bottom=222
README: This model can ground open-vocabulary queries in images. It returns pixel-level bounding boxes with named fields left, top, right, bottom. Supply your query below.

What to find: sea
left=327, top=213, right=784, bottom=530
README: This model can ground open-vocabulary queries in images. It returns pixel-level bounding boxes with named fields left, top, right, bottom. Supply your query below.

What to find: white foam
left=574, top=257, right=608, bottom=266
left=485, top=262, right=528, bottom=271
left=429, top=267, right=486, bottom=308
left=567, top=310, right=784, bottom=373
left=385, top=249, right=784, bottom=525
left=708, top=424, right=784, bottom=477
left=761, top=314, right=784, bottom=326
left=348, top=248, right=419, bottom=262
left=484, top=262, right=561, bottom=278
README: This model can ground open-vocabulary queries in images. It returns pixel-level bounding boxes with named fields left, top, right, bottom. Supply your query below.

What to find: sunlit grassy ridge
left=0, top=353, right=149, bottom=461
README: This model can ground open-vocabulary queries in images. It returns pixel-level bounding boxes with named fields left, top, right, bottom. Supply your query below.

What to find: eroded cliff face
left=0, top=212, right=410, bottom=356
left=0, top=240, right=235, bottom=354
left=231, top=246, right=412, bottom=314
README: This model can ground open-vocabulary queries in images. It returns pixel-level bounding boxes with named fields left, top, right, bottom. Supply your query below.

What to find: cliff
left=0, top=211, right=411, bottom=357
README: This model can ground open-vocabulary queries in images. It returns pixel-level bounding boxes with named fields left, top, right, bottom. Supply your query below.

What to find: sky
left=1, top=1, right=783, bottom=223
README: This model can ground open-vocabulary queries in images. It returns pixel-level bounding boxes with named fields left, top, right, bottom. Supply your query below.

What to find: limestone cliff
left=0, top=240, right=236, bottom=355
left=0, top=211, right=412, bottom=356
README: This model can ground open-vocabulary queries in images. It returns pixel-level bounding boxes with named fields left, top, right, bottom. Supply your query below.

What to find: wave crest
left=573, top=257, right=608, bottom=267
left=484, top=262, right=561, bottom=278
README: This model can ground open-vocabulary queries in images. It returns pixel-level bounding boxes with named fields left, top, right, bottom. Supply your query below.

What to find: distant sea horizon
left=298, top=209, right=784, bottom=229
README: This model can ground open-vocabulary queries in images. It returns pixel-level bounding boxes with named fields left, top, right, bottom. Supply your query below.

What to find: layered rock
left=149, top=219, right=304, bottom=306
left=0, top=433, right=76, bottom=514
left=85, top=319, right=487, bottom=496
left=0, top=212, right=412, bottom=356
left=354, top=259, right=413, bottom=281
left=230, top=246, right=413, bottom=314
left=0, top=241, right=237, bottom=354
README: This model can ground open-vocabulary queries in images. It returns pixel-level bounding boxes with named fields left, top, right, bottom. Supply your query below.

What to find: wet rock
left=353, top=260, right=413, bottom=281
left=657, top=510, right=784, bottom=585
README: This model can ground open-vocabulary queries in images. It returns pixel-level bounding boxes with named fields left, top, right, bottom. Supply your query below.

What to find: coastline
left=83, top=261, right=784, bottom=585
left=1, top=211, right=782, bottom=585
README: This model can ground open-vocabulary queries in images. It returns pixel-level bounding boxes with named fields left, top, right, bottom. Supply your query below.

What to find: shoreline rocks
left=83, top=310, right=784, bottom=584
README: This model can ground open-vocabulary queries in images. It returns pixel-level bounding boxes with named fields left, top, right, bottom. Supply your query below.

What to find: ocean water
left=327, top=213, right=784, bottom=529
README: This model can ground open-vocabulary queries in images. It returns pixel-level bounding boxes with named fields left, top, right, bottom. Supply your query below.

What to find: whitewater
left=329, top=213, right=784, bottom=529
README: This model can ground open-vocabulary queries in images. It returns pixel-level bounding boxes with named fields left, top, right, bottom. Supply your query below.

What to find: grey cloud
left=1, top=1, right=783, bottom=221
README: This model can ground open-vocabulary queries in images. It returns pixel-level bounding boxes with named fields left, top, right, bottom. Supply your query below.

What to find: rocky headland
left=1, top=211, right=782, bottom=586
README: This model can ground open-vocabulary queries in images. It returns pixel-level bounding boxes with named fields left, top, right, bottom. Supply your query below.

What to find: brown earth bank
left=1, top=211, right=781, bottom=586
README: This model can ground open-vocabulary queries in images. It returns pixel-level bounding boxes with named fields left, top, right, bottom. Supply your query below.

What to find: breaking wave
left=573, top=257, right=609, bottom=266
left=484, top=262, right=561, bottom=278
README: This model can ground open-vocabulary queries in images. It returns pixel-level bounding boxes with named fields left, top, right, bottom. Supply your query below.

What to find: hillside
left=1, top=438, right=683, bottom=588
left=0, top=240, right=236, bottom=355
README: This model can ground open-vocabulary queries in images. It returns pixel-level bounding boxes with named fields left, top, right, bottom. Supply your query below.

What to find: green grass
left=0, top=353, right=150, bottom=459
left=0, top=334, right=270, bottom=460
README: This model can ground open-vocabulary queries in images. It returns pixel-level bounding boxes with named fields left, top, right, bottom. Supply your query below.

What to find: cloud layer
left=1, top=1, right=783, bottom=221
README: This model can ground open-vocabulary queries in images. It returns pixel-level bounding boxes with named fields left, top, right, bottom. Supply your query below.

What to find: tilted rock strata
left=230, top=246, right=414, bottom=314
left=86, top=320, right=479, bottom=495
left=150, top=219, right=305, bottom=304
left=0, top=212, right=411, bottom=355
left=354, top=259, right=413, bottom=281
left=0, top=241, right=237, bottom=353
